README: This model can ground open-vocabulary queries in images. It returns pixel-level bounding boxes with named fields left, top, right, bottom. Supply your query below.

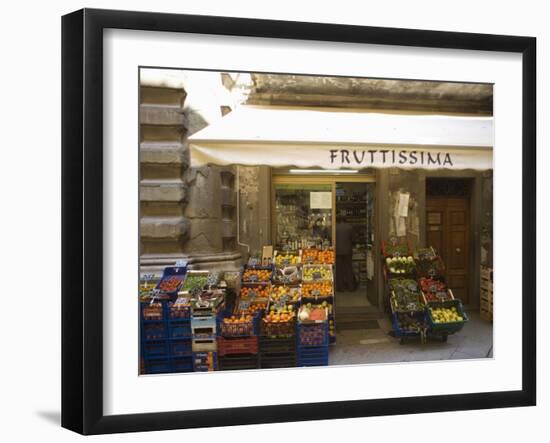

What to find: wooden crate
left=480, top=266, right=493, bottom=321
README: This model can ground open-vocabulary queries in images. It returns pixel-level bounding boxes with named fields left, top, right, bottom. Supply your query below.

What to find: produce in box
left=182, top=274, right=208, bottom=292
left=274, top=252, right=300, bottom=267
left=385, top=256, right=416, bottom=274
left=242, top=268, right=272, bottom=283
left=429, top=306, right=464, bottom=323
left=240, top=285, right=270, bottom=299
left=270, top=286, right=300, bottom=304
left=390, top=279, right=424, bottom=312
left=302, top=265, right=332, bottom=282
left=302, top=281, right=333, bottom=298
left=419, top=277, right=451, bottom=302
left=298, top=306, right=327, bottom=322
left=301, top=249, right=318, bottom=263
left=317, top=249, right=335, bottom=264
left=158, top=275, right=185, bottom=293
left=274, top=266, right=301, bottom=284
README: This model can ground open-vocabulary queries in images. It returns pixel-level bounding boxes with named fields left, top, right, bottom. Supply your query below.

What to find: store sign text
left=329, top=149, right=453, bottom=167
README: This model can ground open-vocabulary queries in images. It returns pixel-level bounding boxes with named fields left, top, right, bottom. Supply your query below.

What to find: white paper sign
left=397, top=192, right=410, bottom=217
left=310, top=192, right=332, bottom=209
left=397, top=217, right=407, bottom=236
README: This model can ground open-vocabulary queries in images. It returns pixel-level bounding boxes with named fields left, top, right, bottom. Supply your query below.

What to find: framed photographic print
left=61, top=8, right=536, bottom=435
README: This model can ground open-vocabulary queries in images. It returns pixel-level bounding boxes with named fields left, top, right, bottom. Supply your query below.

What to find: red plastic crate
left=217, top=336, right=259, bottom=356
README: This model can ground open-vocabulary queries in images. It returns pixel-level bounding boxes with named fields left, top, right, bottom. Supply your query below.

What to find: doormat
left=336, top=320, right=379, bottom=331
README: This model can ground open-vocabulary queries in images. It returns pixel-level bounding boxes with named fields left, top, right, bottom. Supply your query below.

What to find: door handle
left=455, top=247, right=461, bottom=253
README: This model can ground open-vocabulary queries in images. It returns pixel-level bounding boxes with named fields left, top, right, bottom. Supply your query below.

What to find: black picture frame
left=61, top=8, right=536, bottom=435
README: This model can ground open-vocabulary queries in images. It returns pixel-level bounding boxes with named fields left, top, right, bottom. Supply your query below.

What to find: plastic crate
left=155, top=266, right=187, bottom=297
left=218, top=336, right=258, bottom=356
left=192, top=336, right=218, bottom=353
left=297, top=345, right=329, bottom=366
left=168, top=298, right=191, bottom=319
left=142, top=340, right=169, bottom=358
left=259, top=336, right=296, bottom=354
left=141, top=301, right=165, bottom=322
left=170, top=338, right=192, bottom=357
left=302, top=264, right=334, bottom=283
left=259, top=352, right=296, bottom=369
left=168, top=319, right=191, bottom=339
left=391, top=310, right=426, bottom=338
left=426, top=299, right=469, bottom=335
left=143, top=357, right=172, bottom=375
left=297, top=322, right=329, bottom=347
left=142, top=323, right=167, bottom=341
left=241, top=264, right=274, bottom=284
left=260, top=316, right=296, bottom=339
left=191, top=315, right=217, bottom=336
left=219, top=315, right=259, bottom=337
left=172, top=357, right=193, bottom=373
left=192, top=351, right=218, bottom=372
left=218, top=354, right=259, bottom=371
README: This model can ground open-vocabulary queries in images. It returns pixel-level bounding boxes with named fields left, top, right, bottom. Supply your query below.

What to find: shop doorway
left=335, top=182, right=376, bottom=308
left=426, top=178, right=472, bottom=305
left=271, top=174, right=378, bottom=311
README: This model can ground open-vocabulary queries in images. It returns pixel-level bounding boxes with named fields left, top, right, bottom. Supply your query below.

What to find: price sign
left=428, top=268, right=437, bottom=278
left=238, top=299, right=250, bottom=311
left=274, top=299, right=286, bottom=310
left=311, top=289, right=321, bottom=297
left=248, top=274, right=259, bottom=282
left=248, top=289, right=258, bottom=300
left=282, top=258, right=290, bottom=266
left=389, top=236, right=398, bottom=246
left=313, top=271, right=322, bottom=280
left=430, top=284, right=438, bottom=294
left=175, top=259, right=188, bottom=268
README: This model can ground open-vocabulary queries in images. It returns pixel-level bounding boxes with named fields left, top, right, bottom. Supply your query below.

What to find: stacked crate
left=141, top=300, right=193, bottom=374
left=296, top=320, right=329, bottom=366
left=191, top=306, right=219, bottom=371
left=217, top=311, right=260, bottom=371
left=480, top=266, right=493, bottom=321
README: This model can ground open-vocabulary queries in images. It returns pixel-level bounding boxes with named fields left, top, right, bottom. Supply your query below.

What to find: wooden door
left=426, top=197, right=470, bottom=304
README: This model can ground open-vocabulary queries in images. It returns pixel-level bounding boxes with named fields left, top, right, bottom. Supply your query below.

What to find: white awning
left=188, top=106, right=493, bottom=170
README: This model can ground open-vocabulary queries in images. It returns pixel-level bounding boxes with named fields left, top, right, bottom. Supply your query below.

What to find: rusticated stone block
left=140, top=104, right=188, bottom=127
left=140, top=180, right=186, bottom=202
left=140, top=216, right=189, bottom=239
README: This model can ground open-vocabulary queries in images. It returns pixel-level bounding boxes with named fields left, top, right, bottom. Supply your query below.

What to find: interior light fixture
left=289, top=169, right=359, bottom=174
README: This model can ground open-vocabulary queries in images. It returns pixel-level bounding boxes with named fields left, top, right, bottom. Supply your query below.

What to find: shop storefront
left=139, top=98, right=493, bottom=375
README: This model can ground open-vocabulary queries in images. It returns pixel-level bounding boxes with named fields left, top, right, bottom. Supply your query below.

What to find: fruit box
left=425, top=299, right=469, bottom=335
left=241, top=264, right=274, bottom=284
left=220, top=312, right=259, bottom=337
left=273, top=250, right=302, bottom=268
left=155, top=266, right=188, bottom=296
left=381, top=238, right=411, bottom=258
left=302, top=264, right=334, bottom=283
left=181, top=270, right=210, bottom=293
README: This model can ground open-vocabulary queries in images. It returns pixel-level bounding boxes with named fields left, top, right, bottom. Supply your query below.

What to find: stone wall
left=139, top=83, right=241, bottom=275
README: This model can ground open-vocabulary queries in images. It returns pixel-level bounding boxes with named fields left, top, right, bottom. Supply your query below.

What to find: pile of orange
left=263, top=311, right=295, bottom=323
left=242, top=269, right=272, bottom=282
left=302, top=249, right=318, bottom=263
left=318, top=249, right=335, bottom=264
left=302, top=281, right=333, bottom=298
left=223, top=314, right=253, bottom=325
left=240, top=286, right=270, bottom=299
left=237, top=302, right=267, bottom=316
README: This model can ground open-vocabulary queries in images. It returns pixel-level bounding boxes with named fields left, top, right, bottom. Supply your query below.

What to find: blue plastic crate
left=143, top=357, right=172, bottom=374
left=168, top=319, right=192, bottom=339
left=142, top=340, right=169, bottom=358
left=297, top=322, right=329, bottom=347
left=192, top=351, right=218, bottom=372
left=297, top=345, right=329, bottom=366
left=155, top=266, right=188, bottom=297
left=391, top=310, right=426, bottom=338
left=172, top=357, right=193, bottom=373
left=142, top=323, right=167, bottom=341
left=170, top=338, right=192, bottom=357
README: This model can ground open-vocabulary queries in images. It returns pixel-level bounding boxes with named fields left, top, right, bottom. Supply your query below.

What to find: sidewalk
left=329, top=311, right=493, bottom=365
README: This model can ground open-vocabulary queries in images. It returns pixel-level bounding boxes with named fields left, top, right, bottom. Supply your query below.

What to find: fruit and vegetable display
left=273, top=266, right=301, bottom=284
left=193, top=289, right=224, bottom=310
left=182, top=273, right=209, bottom=292
left=158, top=275, right=185, bottom=293
left=236, top=300, right=268, bottom=316
left=395, top=313, right=425, bottom=333
left=302, top=265, right=333, bottom=282
left=301, top=248, right=319, bottom=263
left=270, top=285, right=301, bottom=304
left=385, top=256, right=416, bottom=274
left=302, top=281, right=333, bottom=298
left=390, top=279, right=424, bottom=312
left=169, top=297, right=191, bottom=319
left=298, top=305, right=327, bottom=322
left=142, top=302, right=164, bottom=321
left=317, top=249, right=335, bottom=264
left=242, top=268, right=272, bottom=283
left=415, top=256, right=444, bottom=277
left=221, top=314, right=256, bottom=336
left=274, top=252, right=300, bottom=267
left=428, top=306, right=464, bottom=323
left=383, top=241, right=409, bottom=257
left=262, top=304, right=296, bottom=337
left=419, top=277, right=452, bottom=302
left=240, top=285, right=270, bottom=299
